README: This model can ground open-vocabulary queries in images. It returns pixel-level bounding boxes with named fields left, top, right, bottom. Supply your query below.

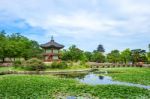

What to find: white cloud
left=0, top=0, right=150, bottom=52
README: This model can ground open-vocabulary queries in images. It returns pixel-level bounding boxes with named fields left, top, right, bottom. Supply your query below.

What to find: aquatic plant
left=0, top=75, right=149, bottom=99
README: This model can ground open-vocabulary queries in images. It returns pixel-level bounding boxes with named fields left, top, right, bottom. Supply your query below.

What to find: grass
left=100, top=67, right=150, bottom=85
left=0, top=66, right=25, bottom=72
left=0, top=66, right=90, bottom=72
left=0, top=75, right=149, bottom=99
left=0, top=67, right=14, bottom=72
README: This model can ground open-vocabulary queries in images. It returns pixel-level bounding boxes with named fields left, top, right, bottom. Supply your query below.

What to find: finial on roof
left=51, top=36, right=54, bottom=41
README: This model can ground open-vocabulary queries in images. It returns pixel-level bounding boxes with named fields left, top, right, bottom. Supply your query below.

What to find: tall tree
left=21, top=40, right=42, bottom=60
left=61, top=45, right=84, bottom=61
left=7, top=33, right=26, bottom=61
left=97, top=44, right=105, bottom=53
left=131, top=49, right=147, bottom=64
left=147, top=52, right=150, bottom=63
left=107, top=50, right=120, bottom=63
left=149, top=44, right=150, bottom=52
left=147, top=44, right=150, bottom=63
left=84, top=51, right=92, bottom=61
left=0, top=32, right=42, bottom=61
left=91, top=51, right=105, bottom=63
left=120, top=48, right=131, bottom=64
left=0, top=30, right=7, bottom=62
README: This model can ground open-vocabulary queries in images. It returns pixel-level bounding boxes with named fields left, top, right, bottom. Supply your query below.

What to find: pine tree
left=97, top=44, right=105, bottom=53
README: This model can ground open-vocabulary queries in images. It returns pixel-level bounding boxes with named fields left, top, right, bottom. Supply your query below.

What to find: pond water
left=77, top=73, right=150, bottom=90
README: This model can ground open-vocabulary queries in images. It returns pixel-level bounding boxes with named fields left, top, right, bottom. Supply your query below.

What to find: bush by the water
left=13, top=60, right=22, bottom=67
left=51, top=61, right=68, bottom=69
left=24, top=58, right=45, bottom=71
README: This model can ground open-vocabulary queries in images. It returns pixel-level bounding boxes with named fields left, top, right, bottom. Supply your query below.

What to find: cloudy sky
left=0, top=0, right=150, bottom=52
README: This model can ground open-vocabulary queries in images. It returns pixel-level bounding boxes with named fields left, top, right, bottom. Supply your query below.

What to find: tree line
left=61, top=44, right=150, bottom=64
left=1, top=31, right=150, bottom=64
left=0, top=30, right=42, bottom=62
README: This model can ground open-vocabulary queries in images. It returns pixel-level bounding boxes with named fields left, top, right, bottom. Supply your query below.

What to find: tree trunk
left=2, top=58, right=5, bottom=63
left=24, top=57, right=28, bottom=60
left=9, top=58, right=12, bottom=62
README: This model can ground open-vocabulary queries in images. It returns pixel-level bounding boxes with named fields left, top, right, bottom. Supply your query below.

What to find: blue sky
left=0, top=0, right=150, bottom=52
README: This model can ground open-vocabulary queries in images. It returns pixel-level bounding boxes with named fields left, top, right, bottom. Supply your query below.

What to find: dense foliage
left=120, top=49, right=131, bottom=64
left=131, top=49, right=147, bottom=64
left=91, top=51, right=105, bottom=62
left=0, top=31, right=42, bottom=62
left=107, top=50, right=121, bottom=63
left=1, top=30, right=150, bottom=64
left=23, top=58, right=46, bottom=71
left=61, top=45, right=86, bottom=62
left=50, top=61, right=68, bottom=69
left=61, top=44, right=150, bottom=64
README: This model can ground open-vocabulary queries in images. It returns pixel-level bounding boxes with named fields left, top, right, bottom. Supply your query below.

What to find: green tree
left=84, top=51, right=92, bottom=61
left=131, top=49, right=147, bottom=64
left=7, top=33, right=27, bottom=61
left=149, top=44, right=150, bottom=52
left=21, top=40, right=42, bottom=60
left=60, top=49, right=71, bottom=61
left=61, top=45, right=84, bottom=62
left=147, top=52, right=150, bottom=63
left=107, top=50, right=120, bottom=63
left=0, top=30, right=7, bottom=62
left=69, top=45, right=84, bottom=61
left=91, top=51, right=105, bottom=63
left=120, top=48, right=131, bottom=64
left=0, top=32, right=42, bottom=61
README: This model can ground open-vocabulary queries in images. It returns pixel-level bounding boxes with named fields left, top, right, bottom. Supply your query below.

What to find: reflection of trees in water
left=55, top=73, right=88, bottom=79
left=99, top=76, right=104, bottom=79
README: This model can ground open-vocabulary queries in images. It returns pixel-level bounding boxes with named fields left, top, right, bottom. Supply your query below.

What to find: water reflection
left=53, top=73, right=87, bottom=79
left=67, top=96, right=76, bottom=99
left=99, top=76, right=104, bottom=79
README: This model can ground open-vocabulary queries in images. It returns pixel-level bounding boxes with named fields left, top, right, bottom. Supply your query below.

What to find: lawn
left=0, top=66, right=25, bottom=72
left=101, top=67, right=150, bottom=85
left=0, top=75, right=149, bottom=99
left=0, top=67, right=14, bottom=72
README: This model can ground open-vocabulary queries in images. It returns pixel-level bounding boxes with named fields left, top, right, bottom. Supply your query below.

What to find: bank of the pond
left=100, top=67, right=150, bottom=85
left=0, top=68, right=93, bottom=75
left=0, top=75, right=149, bottom=99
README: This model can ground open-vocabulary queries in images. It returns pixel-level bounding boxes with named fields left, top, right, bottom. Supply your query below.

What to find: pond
left=55, top=71, right=150, bottom=90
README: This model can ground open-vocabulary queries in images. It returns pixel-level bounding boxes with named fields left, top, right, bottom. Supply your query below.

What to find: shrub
left=50, top=62, right=57, bottom=68
left=13, top=60, right=22, bottom=68
left=60, top=61, right=68, bottom=69
left=24, top=58, right=45, bottom=71
left=51, top=61, right=68, bottom=69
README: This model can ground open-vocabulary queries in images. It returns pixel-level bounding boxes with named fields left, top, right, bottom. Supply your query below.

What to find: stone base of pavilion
left=44, top=61, right=52, bottom=64
left=43, top=59, right=62, bottom=64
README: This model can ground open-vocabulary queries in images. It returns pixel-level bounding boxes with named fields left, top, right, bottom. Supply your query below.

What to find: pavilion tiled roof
left=40, top=37, right=64, bottom=49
